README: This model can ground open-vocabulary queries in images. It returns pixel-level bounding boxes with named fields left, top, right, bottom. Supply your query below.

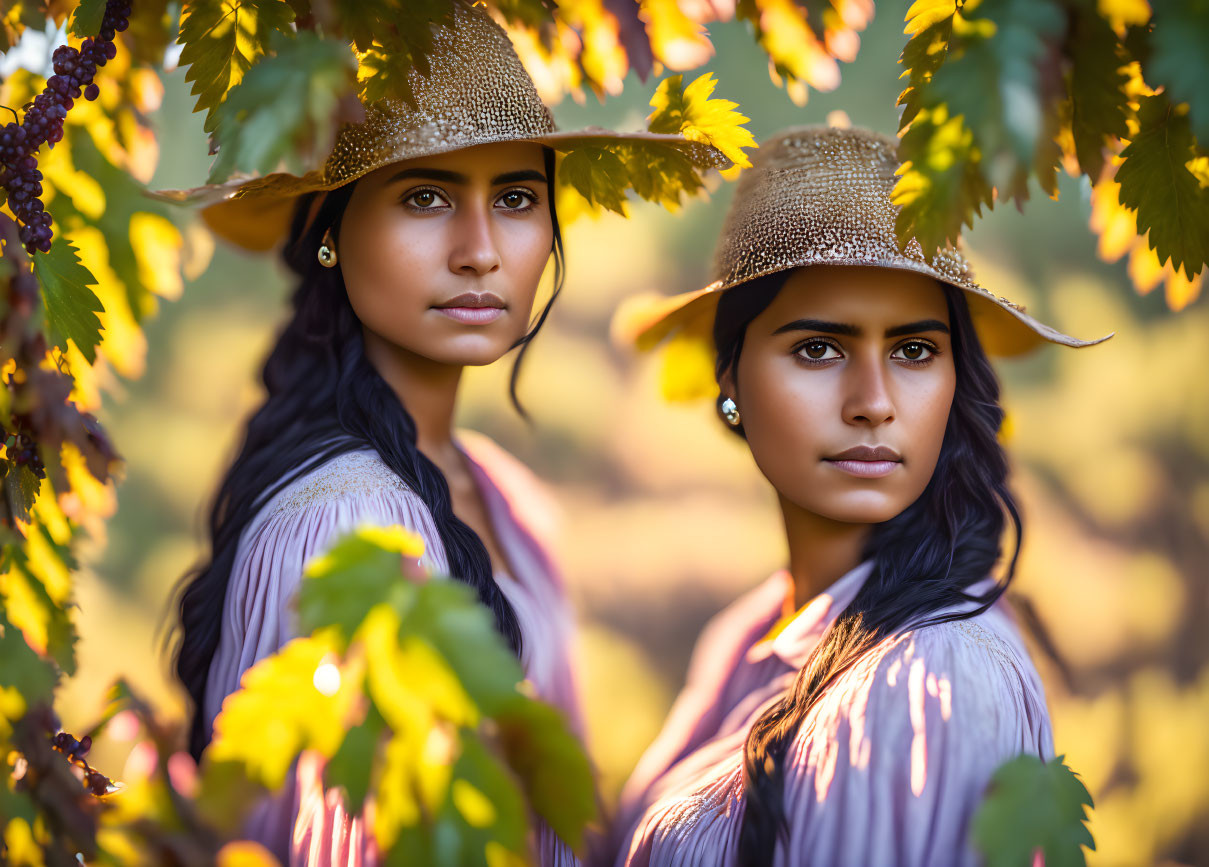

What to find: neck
left=778, top=492, right=872, bottom=613
left=362, top=326, right=463, bottom=462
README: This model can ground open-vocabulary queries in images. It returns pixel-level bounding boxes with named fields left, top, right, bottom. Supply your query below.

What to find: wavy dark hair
left=174, top=148, right=564, bottom=762
left=712, top=270, right=1022, bottom=867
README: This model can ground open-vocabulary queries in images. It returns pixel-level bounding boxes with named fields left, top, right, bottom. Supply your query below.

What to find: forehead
left=364, top=141, right=547, bottom=185
left=761, top=265, right=951, bottom=327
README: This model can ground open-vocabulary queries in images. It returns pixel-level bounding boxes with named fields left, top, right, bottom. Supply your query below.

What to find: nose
left=448, top=201, right=501, bottom=276
left=842, top=354, right=896, bottom=427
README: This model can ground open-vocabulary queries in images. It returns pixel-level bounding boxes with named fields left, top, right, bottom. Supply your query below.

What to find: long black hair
left=713, top=270, right=1022, bottom=867
left=174, top=148, right=564, bottom=762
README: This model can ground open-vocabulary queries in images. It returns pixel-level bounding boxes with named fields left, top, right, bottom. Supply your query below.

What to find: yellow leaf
left=1165, top=265, right=1203, bottom=311
left=1089, top=175, right=1137, bottom=263
left=905, top=0, right=957, bottom=35
left=642, top=0, right=714, bottom=69
left=1128, top=241, right=1165, bottom=294
left=1097, top=0, right=1152, bottom=33
left=130, top=213, right=185, bottom=301
left=216, top=841, right=282, bottom=867
left=648, top=73, right=756, bottom=169
left=659, top=333, right=717, bottom=403
left=452, top=778, right=497, bottom=828
left=2, top=819, right=44, bottom=867
left=561, top=0, right=627, bottom=96
left=209, top=631, right=362, bottom=789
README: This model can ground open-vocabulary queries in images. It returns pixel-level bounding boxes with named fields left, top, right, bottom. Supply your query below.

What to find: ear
left=718, top=366, right=737, bottom=403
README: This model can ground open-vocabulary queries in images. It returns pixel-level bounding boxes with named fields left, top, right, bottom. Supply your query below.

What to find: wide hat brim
left=152, top=129, right=729, bottom=252
left=615, top=126, right=1112, bottom=358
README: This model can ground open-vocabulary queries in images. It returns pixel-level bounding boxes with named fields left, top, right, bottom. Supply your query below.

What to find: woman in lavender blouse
left=607, top=126, right=1111, bottom=866
left=161, top=6, right=728, bottom=864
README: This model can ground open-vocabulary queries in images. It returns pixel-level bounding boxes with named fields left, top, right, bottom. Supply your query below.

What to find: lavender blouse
left=608, top=562, right=1054, bottom=867
left=203, top=435, right=583, bottom=866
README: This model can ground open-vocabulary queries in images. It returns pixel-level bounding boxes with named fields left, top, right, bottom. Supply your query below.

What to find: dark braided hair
left=174, top=148, right=564, bottom=762
left=712, top=270, right=1023, bottom=867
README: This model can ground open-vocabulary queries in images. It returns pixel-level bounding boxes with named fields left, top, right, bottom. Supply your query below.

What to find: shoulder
left=457, top=430, right=561, bottom=545
left=261, top=448, right=415, bottom=522
left=800, top=606, right=1053, bottom=782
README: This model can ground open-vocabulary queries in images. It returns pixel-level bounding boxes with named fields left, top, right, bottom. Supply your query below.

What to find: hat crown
left=323, top=2, right=556, bottom=186
left=709, top=125, right=976, bottom=289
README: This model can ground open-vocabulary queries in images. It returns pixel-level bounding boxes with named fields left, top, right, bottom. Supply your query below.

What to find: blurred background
left=52, top=10, right=1208, bottom=866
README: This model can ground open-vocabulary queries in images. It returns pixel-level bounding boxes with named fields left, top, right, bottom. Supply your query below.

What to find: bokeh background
left=49, top=10, right=1208, bottom=866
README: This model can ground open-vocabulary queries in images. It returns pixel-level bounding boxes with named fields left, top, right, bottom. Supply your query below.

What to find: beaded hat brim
left=618, top=125, right=1112, bottom=357
left=151, top=1, right=732, bottom=251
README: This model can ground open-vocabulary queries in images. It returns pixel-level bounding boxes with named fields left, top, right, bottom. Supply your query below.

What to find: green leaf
left=1116, top=93, right=1209, bottom=279
left=208, top=31, right=356, bottom=183
left=972, top=754, right=1095, bottom=867
left=495, top=695, right=597, bottom=852
left=924, top=0, right=1066, bottom=200
left=1066, top=8, right=1131, bottom=178
left=298, top=525, right=426, bottom=643
left=893, top=105, right=994, bottom=257
left=32, top=238, right=103, bottom=363
left=176, top=0, right=297, bottom=133
left=897, top=15, right=954, bottom=131
left=2, top=462, right=39, bottom=525
left=324, top=703, right=386, bottom=817
left=1148, top=0, right=1209, bottom=142
left=559, top=147, right=631, bottom=215
left=338, top=0, right=456, bottom=106
left=68, top=0, right=107, bottom=38
left=0, top=608, right=57, bottom=705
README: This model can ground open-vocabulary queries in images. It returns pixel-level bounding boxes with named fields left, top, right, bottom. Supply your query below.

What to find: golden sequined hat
left=154, top=1, right=733, bottom=251
left=617, top=125, right=1113, bottom=357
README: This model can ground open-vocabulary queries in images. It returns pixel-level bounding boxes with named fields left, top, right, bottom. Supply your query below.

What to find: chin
left=799, top=492, right=912, bottom=526
left=426, top=335, right=517, bottom=367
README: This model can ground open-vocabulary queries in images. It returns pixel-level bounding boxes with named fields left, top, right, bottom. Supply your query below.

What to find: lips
left=432, top=292, right=506, bottom=325
left=823, top=444, right=902, bottom=479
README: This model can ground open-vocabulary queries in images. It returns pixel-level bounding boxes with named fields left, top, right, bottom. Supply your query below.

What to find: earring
left=720, top=397, right=741, bottom=426
left=317, top=230, right=337, bottom=268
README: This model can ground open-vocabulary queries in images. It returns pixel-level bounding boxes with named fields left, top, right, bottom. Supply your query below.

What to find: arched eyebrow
left=772, top=318, right=951, bottom=337
left=387, top=168, right=547, bottom=186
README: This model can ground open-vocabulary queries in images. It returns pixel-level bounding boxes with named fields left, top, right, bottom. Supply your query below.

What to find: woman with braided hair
left=163, top=4, right=732, bottom=863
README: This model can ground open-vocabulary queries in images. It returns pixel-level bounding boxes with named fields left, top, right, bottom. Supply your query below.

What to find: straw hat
left=616, top=125, right=1113, bottom=358
left=154, top=1, right=733, bottom=251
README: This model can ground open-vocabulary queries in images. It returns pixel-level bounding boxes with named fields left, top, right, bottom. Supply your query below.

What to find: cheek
left=737, top=353, right=835, bottom=484
left=339, top=213, right=443, bottom=329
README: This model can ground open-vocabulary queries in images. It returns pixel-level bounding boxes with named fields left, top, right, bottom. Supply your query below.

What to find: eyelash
left=792, top=338, right=941, bottom=366
left=400, top=186, right=541, bottom=213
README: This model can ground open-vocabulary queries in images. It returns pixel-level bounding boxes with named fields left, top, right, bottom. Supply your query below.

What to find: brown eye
left=413, top=191, right=436, bottom=207
left=498, top=190, right=532, bottom=209
left=892, top=342, right=934, bottom=362
left=797, top=340, right=840, bottom=362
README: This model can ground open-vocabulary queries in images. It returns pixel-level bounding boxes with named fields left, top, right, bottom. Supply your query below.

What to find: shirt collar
left=746, top=560, right=876, bottom=670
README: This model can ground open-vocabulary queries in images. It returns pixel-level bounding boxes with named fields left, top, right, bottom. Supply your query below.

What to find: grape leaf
left=32, top=239, right=104, bottom=364
left=207, top=31, right=356, bottom=183
left=176, top=0, right=297, bottom=133
left=0, top=608, right=57, bottom=705
left=324, top=703, right=386, bottom=816
left=559, top=146, right=630, bottom=215
left=2, top=462, right=39, bottom=525
left=1066, top=7, right=1130, bottom=179
left=972, top=754, right=1095, bottom=867
left=893, top=105, right=994, bottom=257
left=924, top=0, right=1065, bottom=200
left=495, top=694, right=597, bottom=852
left=298, top=524, right=427, bottom=643
left=337, top=0, right=456, bottom=105
left=68, top=0, right=107, bottom=37
left=208, top=631, right=361, bottom=788
left=647, top=73, right=755, bottom=169
left=1147, top=0, right=1209, bottom=143
left=897, top=15, right=953, bottom=130
left=1116, top=94, right=1209, bottom=279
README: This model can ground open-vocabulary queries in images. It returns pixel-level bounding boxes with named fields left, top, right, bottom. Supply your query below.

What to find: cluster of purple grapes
left=51, top=730, right=112, bottom=796
left=0, top=0, right=131, bottom=255
left=4, top=429, right=46, bottom=480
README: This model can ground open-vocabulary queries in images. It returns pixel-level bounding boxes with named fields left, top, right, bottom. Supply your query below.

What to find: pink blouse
left=203, top=435, right=583, bottom=866
left=608, top=562, right=1054, bottom=867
